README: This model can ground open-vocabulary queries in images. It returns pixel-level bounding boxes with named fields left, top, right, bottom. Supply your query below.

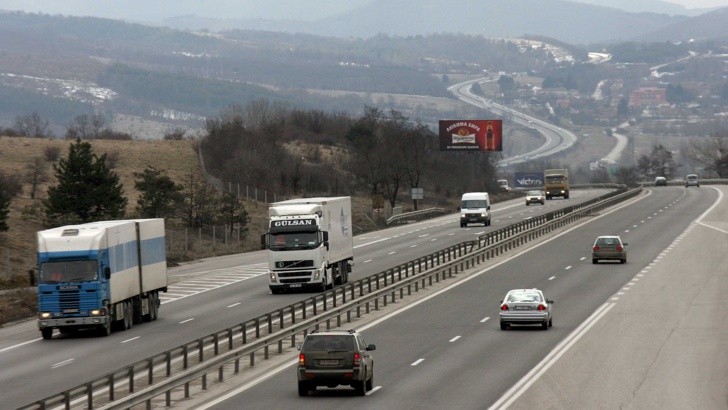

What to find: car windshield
left=506, top=292, right=542, bottom=303
left=527, top=191, right=541, bottom=196
left=303, top=335, right=356, bottom=351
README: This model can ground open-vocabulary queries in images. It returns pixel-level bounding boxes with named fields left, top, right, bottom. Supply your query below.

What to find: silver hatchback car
left=592, top=235, right=627, bottom=264
left=499, top=289, right=554, bottom=330
left=684, top=174, right=700, bottom=187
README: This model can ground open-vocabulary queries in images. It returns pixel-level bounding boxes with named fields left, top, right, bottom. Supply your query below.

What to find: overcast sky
left=0, top=0, right=726, bottom=22
left=667, top=0, right=728, bottom=7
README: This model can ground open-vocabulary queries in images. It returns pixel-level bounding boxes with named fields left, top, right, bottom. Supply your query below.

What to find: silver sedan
left=499, top=289, right=554, bottom=330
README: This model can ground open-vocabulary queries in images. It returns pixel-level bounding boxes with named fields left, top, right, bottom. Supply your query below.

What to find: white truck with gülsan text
left=261, top=197, right=354, bottom=294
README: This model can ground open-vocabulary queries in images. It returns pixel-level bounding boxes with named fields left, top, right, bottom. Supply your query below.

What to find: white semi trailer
left=261, top=197, right=354, bottom=293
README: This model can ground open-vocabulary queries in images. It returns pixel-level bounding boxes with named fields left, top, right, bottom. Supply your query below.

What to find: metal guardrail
left=18, top=185, right=641, bottom=410
left=386, top=207, right=445, bottom=225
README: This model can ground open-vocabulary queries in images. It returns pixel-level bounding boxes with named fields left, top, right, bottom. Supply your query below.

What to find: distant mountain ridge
left=1, top=0, right=722, bottom=45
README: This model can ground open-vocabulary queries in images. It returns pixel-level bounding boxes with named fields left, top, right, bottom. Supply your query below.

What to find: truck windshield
left=545, top=176, right=564, bottom=183
left=40, top=260, right=98, bottom=283
left=269, top=231, right=320, bottom=251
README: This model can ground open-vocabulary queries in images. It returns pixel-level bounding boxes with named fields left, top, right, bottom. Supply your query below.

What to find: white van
left=460, top=192, right=491, bottom=227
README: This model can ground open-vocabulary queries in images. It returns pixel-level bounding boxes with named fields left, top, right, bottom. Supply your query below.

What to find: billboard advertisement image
left=439, top=120, right=502, bottom=152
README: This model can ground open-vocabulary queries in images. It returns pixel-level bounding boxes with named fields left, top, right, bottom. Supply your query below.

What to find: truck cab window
left=40, top=260, right=97, bottom=283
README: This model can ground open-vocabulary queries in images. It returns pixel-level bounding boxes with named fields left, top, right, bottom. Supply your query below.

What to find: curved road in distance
left=449, top=78, right=579, bottom=167
left=200, top=186, right=722, bottom=410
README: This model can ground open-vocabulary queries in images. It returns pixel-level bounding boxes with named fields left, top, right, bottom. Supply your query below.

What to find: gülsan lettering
left=273, top=220, right=315, bottom=227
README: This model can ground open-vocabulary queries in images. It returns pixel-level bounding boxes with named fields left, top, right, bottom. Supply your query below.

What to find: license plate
left=289, top=284, right=302, bottom=288
left=514, top=306, right=531, bottom=310
left=319, top=360, right=338, bottom=365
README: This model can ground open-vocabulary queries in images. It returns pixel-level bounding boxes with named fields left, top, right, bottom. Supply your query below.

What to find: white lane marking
left=354, top=237, right=391, bottom=249
left=364, top=259, right=372, bottom=263
left=227, top=303, right=241, bottom=308
left=481, top=317, right=490, bottom=323
left=52, top=359, right=75, bottom=369
left=548, top=276, right=556, bottom=280
left=489, top=303, right=616, bottom=410
left=121, top=337, right=140, bottom=344
left=179, top=318, right=195, bottom=324
left=388, top=251, right=396, bottom=255
left=367, top=386, right=382, bottom=395
left=565, top=266, right=572, bottom=270
left=449, top=336, right=461, bottom=342
left=411, top=359, right=425, bottom=366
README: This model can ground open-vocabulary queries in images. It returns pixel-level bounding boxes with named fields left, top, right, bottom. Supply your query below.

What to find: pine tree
left=43, top=138, right=128, bottom=225
left=134, top=166, right=184, bottom=218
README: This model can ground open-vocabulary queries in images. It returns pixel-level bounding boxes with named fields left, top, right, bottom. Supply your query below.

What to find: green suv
left=297, top=329, right=376, bottom=396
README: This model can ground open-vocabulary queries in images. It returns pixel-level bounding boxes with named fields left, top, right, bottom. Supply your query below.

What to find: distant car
left=499, top=289, right=553, bottom=330
left=654, top=176, right=667, bottom=186
left=297, top=329, right=375, bottom=396
left=497, top=179, right=510, bottom=192
left=592, top=235, right=627, bottom=264
left=525, top=190, right=545, bottom=205
left=684, top=174, right=700, bottom=187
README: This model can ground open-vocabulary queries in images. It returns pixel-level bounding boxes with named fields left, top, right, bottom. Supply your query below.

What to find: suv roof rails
left=309, top=329, right=357, bottom=335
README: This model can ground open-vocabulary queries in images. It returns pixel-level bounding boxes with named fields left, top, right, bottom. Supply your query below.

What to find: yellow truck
left=544, top=169, right=569, bottom=200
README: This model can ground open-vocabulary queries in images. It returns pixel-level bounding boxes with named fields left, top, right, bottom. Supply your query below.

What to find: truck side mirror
left=322, top=231, right=329, bottom=250
left=104, top=267, right=111, bottom=280
left=260, top=233, right=268, bottom=250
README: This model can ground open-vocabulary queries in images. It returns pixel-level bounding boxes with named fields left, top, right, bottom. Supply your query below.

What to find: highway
left=0, top=189, right=608, bottom=409
left=194, top=186, right=723, bottom=409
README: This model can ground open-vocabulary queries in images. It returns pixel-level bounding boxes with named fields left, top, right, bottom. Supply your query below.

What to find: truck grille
left=278, top=270, right=313, bottom=278
left=39, top=289, right=100, bottom=314
left=275, top=260, right=314, bottom=269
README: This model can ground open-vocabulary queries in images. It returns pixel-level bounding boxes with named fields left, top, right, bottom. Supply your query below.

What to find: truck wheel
left=132, top=298, right=143, bottom=325
left=149, top=292, right=159, bottom=321
left=41, top=328, right=53, bottom=340
left=124, top=301, right=133, bottom=330
left=143, top=296, right=153, bottom=322
left=334, top=265, right=342, bottom=285
left=98, top=320, right=111, bottom=337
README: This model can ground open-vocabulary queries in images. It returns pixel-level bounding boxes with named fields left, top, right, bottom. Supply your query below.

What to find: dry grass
left=0, top=136, right=202, bottom=281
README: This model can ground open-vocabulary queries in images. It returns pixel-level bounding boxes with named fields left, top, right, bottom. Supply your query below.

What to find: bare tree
left=685, top=132, right=728, bottom=177
left=13, top=112, right=50, bottom=137
left=24, top=156, right=50, bottom=199
left=66, top=114, right=106, bottom=140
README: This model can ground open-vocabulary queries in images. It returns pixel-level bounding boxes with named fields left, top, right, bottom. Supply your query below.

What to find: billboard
left=514, top=172, right=544, bottom=189
left=439, top=120, right=502, bottom=152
